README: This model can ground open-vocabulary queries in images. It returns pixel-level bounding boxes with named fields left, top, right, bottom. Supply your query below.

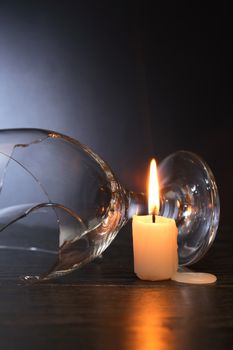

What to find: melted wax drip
left=172, top=267, right=217, bottom=284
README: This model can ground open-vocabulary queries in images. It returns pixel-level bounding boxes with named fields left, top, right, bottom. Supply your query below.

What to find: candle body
left=132, top=215, right=178, bottom=281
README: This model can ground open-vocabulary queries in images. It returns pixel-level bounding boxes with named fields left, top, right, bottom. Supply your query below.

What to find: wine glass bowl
left=0, top=129, right=127, bottom=280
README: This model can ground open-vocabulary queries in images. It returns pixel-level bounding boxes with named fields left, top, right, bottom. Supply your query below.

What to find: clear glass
left=0, top=129, right=220, bottom=281
left=159, top=151, right=220, bottom=266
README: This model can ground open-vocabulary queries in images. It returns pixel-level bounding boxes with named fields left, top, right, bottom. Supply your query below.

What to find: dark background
left=0, top=1, right=232, bottom=224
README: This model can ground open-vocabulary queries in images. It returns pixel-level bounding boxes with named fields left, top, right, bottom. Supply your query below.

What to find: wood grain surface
left=0, top=222, right=232, bottom=350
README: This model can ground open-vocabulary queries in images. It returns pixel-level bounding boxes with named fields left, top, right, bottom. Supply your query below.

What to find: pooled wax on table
left=172, top=268, right=217, bottom=284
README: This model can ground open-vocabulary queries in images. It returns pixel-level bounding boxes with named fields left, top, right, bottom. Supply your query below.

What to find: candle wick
left=152, top=213, right=155, bottom=223
left=152, top=208, right=156, bottom=223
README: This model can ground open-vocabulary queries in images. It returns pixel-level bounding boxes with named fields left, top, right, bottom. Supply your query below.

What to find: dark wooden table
left=0, top=222, right=232, bottom=350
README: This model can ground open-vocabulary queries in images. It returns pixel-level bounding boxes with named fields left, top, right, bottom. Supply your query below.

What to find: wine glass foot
left=159, top=151, right=220, bottom=266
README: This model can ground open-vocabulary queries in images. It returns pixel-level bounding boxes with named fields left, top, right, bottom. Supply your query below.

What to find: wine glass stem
left=125, top=190, right=147, bottom=219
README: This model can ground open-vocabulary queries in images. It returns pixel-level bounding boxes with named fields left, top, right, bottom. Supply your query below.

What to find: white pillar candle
left=132, top=214, right=178, bottom=281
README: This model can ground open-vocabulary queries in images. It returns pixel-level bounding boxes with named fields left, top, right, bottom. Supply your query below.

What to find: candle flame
left=148, top=158, right=160, bottom=215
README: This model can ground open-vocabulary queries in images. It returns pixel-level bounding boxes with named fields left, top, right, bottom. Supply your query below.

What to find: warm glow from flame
left=148, top=158, right=160, bottom=215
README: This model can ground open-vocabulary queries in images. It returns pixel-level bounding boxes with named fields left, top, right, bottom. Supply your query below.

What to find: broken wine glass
left=0, top=129, right=220, bottom=281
